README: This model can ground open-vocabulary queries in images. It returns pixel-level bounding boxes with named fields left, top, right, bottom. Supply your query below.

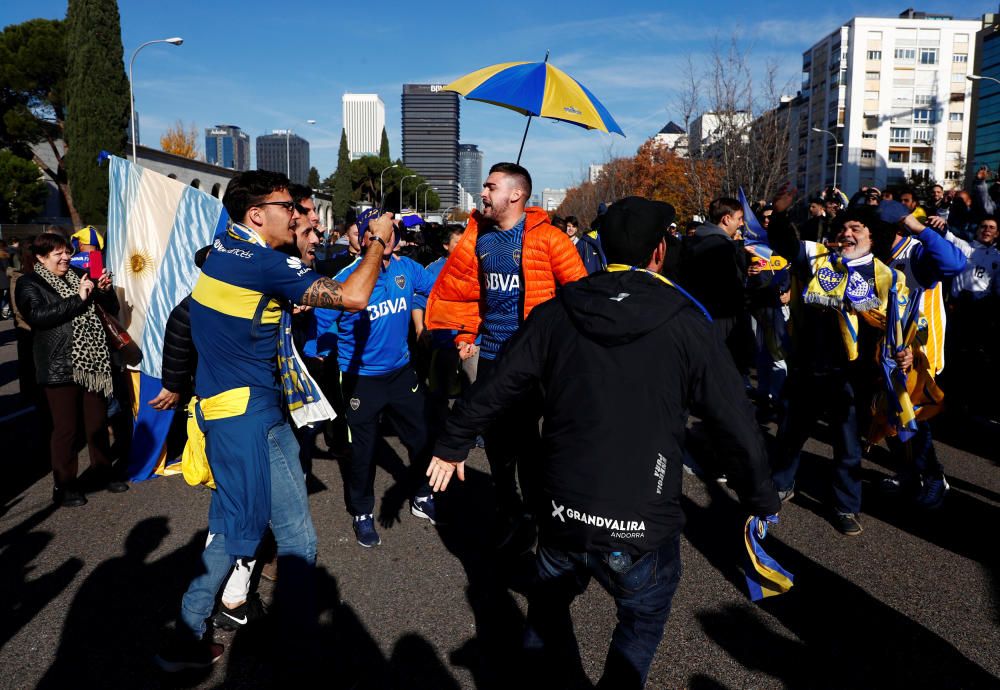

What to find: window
left=947, top=132, right=961, bottom=140
left=953, top=54, right=968, bottom=63
left=894, top=48, right=916, bottom=61
left=919, top=48, right=938, bottom=65
left=862, top=132, right=877, bottom=139
left=861, top=150, right=876, bottom=159
left=865, top=90, right=880, bottom=100
left=953, top=73, right=968, bottom=82
left=868, top=50, right=882, bottom=60
left=945, top=170, right=961, bottom=180
left=866, top=71, right=881, bottom=80
left=889, top=151, right=906, bottom=163
left=890, top=127, right=910, bottom=143
left=949, top=112, right=964, bottom=121
left=954, top=33, right=969, bottom=44
left=913, top=109, right=933, bottom=124
left=914, top=128, right=933, bottom=141
left=914, top=94, right=933, bottom=106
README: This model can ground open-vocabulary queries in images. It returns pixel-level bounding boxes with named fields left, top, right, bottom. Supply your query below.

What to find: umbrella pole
left=516, top=116, right=533, bottom=165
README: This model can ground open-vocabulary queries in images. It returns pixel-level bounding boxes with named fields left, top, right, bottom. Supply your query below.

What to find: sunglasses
left=256, top=201, right=308, bottom=213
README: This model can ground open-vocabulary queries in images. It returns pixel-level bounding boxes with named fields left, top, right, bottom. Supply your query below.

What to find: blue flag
left=743, top=514, right=795, bottom=601
left=738, top=187, right=772, bottom=262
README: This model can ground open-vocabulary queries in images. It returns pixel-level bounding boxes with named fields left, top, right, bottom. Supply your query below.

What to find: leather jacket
left=14, top=270, right=120, bottom=386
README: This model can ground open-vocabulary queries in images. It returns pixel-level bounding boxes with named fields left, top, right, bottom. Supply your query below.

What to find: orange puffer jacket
left=425, top=207, right=587, bottom=346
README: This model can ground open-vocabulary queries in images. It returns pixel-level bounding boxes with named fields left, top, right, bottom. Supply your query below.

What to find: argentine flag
left=106, top=156, right=229, bottom=481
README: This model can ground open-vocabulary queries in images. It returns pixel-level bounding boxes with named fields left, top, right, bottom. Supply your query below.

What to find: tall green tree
left=0, top=150, right=49, bottom=222
left=331, top=129, right=352, bottom=221
left=379, top=128, right=390, bottom=160
left=307, top=166, right=320, bottom=189
left=64, top=0, right=130, bottom=224
left=0, top=18, right=78, bottom=224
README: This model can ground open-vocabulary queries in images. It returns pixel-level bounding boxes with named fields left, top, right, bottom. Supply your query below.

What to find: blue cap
left=877, top=200, right=909, bottom=225
left=356, top=207, right=382, bottom=235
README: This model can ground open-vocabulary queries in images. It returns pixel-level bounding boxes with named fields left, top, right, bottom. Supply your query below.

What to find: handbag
left=95, top=304, right=143, bottom=366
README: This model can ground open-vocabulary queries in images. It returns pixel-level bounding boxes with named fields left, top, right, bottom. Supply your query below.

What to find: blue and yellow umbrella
left=445, top=54, right=624, bottom=163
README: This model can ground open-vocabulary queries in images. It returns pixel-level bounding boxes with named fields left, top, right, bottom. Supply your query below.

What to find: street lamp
left=968, top=74, right=1000, bottom=86
left=423, top=186, right=435, bottom=215
left=415, top=182, right=430, bottom=212
left=399, top=174, right=417, bottom=211
left=285, top=119, right=316, bottom=180
left=812, top=127, right=843, bottom=190
left=129, top=37, right=183, bottom=162
left=379, top=163, right=398, bottom=207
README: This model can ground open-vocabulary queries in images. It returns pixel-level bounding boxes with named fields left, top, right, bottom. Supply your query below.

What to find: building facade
left=790, top=10, right=978, bottom=195
left=256, top=130, right=310, bottom=185
left=689, top=112, right=752, bottom=157
left=343, top=94, right=385, bottom=160
left=968, top=14, right=1000, bottom=182
left=542, top=188, right=567, bottom=212
left=402, top=84, right=460, bottom=207
left=653, top=121, right=688, bottom=156
left=205, top=125, right=251, bottom=171
left=458, top=144, right=483, bottom=208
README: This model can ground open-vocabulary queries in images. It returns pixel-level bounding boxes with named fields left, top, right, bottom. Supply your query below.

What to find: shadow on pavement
left=0, top=501, right=82, bottom=652
left=680, top=484, right=998, bottom=689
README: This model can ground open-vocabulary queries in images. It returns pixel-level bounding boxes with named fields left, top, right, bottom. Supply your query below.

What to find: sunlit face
left=837, top=220, right=873, bottom=260
left=719, top=209, right=744, bottom=237
left=932, top=186, right=944, bottom=203
left=566, top=221, right=579, bottom=238
left=249, top=190, right=298, bottom=248
left=346, top=223, right=360, bottom=253
left=37, top=244, right=72, bottom=276
left=292, top=199, right=321, bottom=266
left=977, top=220, right=998, bottom=245
left=481, top=173, right=523, bottom=222
left=443, top=232, right=461, bottom=257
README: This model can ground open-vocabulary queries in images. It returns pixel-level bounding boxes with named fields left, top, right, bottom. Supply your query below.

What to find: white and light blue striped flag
left=106, top=156, right=229, bottom=480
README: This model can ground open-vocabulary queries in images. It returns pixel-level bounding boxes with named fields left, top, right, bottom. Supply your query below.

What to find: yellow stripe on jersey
left=192, top=272, right=269, bottom=320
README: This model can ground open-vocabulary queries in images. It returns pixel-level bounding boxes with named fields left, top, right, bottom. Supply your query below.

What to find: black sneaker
left=212, top=594, right=267, bottom=631
left=53, top=486, right=87, bottom=508
left=85, top=466, right=130, bottom=494
left=835, top=512, right=863, bottom=536
left=154, top=637, right=225, bottom=672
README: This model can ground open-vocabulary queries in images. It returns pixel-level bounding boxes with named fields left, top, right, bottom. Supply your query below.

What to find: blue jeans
left=772, top=372, right=864, bottom=514
left=180, top=419, right=317, bottom=639
left=524, top=536, right=682, bottom=689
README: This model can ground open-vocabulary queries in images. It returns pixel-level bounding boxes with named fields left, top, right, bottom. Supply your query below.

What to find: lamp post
left=423, top=186, right=434, bottom=215
left=415, top=183, right=430, bottom=212
left=379, top=163, right=398, bottom=207
left=968, top=74, right=1000, bottom=86
left=399, top=174, right=417, bottom=212
left=285, top=119, right=316, bottom=180
left=812, top=126, right=843, bottom=190
left=129, top=37, right=183, bottom=162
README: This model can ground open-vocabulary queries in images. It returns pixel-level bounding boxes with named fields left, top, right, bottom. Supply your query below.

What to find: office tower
left=205, top=124, right=251, bottom=170
left=343, top=94, right=386, bottom=160
left=256, top=130, right=310, bottom=184
left=402, top=84, right=460, bottom=207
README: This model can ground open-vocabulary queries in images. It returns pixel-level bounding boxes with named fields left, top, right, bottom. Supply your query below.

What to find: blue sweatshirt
left=313, top=255, right=435, bottom=376
left=888, top=227, right=967, bottom=289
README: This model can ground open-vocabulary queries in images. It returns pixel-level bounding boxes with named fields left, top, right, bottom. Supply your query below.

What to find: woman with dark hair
left=14, top=232, right=128, bottom=507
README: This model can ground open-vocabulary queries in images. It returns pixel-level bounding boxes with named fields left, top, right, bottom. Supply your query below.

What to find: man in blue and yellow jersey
left=313, top=209, right=438, bottom=548
left=156, top=170, right=394, bottom=673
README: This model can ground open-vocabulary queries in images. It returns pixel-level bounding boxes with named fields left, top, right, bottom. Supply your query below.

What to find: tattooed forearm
left=301, top=278, right=345, bottom=309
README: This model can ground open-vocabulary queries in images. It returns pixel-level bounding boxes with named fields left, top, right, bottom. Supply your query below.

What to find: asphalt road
left=1, top=317, right=999, bottom=689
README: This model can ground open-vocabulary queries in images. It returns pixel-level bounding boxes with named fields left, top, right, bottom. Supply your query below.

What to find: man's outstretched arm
left=299, top=212, right=394, bottom=311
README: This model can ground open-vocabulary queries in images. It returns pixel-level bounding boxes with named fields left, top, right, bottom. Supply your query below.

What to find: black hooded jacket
left=434, top=269, right=779, bottom=556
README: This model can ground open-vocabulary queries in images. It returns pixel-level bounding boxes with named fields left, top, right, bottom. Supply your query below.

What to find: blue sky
left=3, top=0, right=994, bottom=194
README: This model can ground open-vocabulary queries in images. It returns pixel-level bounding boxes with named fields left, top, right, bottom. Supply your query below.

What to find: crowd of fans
left=3, top=162, right=997, bottom=687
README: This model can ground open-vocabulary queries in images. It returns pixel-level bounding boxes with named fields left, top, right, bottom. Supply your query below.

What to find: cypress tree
left=64, top=0, right=129, bottom=224
left=332, top=129, right=353, bottom=221
left=379, top=128, right=390, bottom=161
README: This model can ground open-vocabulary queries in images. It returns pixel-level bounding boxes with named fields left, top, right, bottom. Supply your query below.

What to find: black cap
left=599, top=197, right=676, bottom=266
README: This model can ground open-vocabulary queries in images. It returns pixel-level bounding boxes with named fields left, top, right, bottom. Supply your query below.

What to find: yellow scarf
left=802, top=249, right=900, bottom=361
left=181, top=387, right=251, bottom=489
